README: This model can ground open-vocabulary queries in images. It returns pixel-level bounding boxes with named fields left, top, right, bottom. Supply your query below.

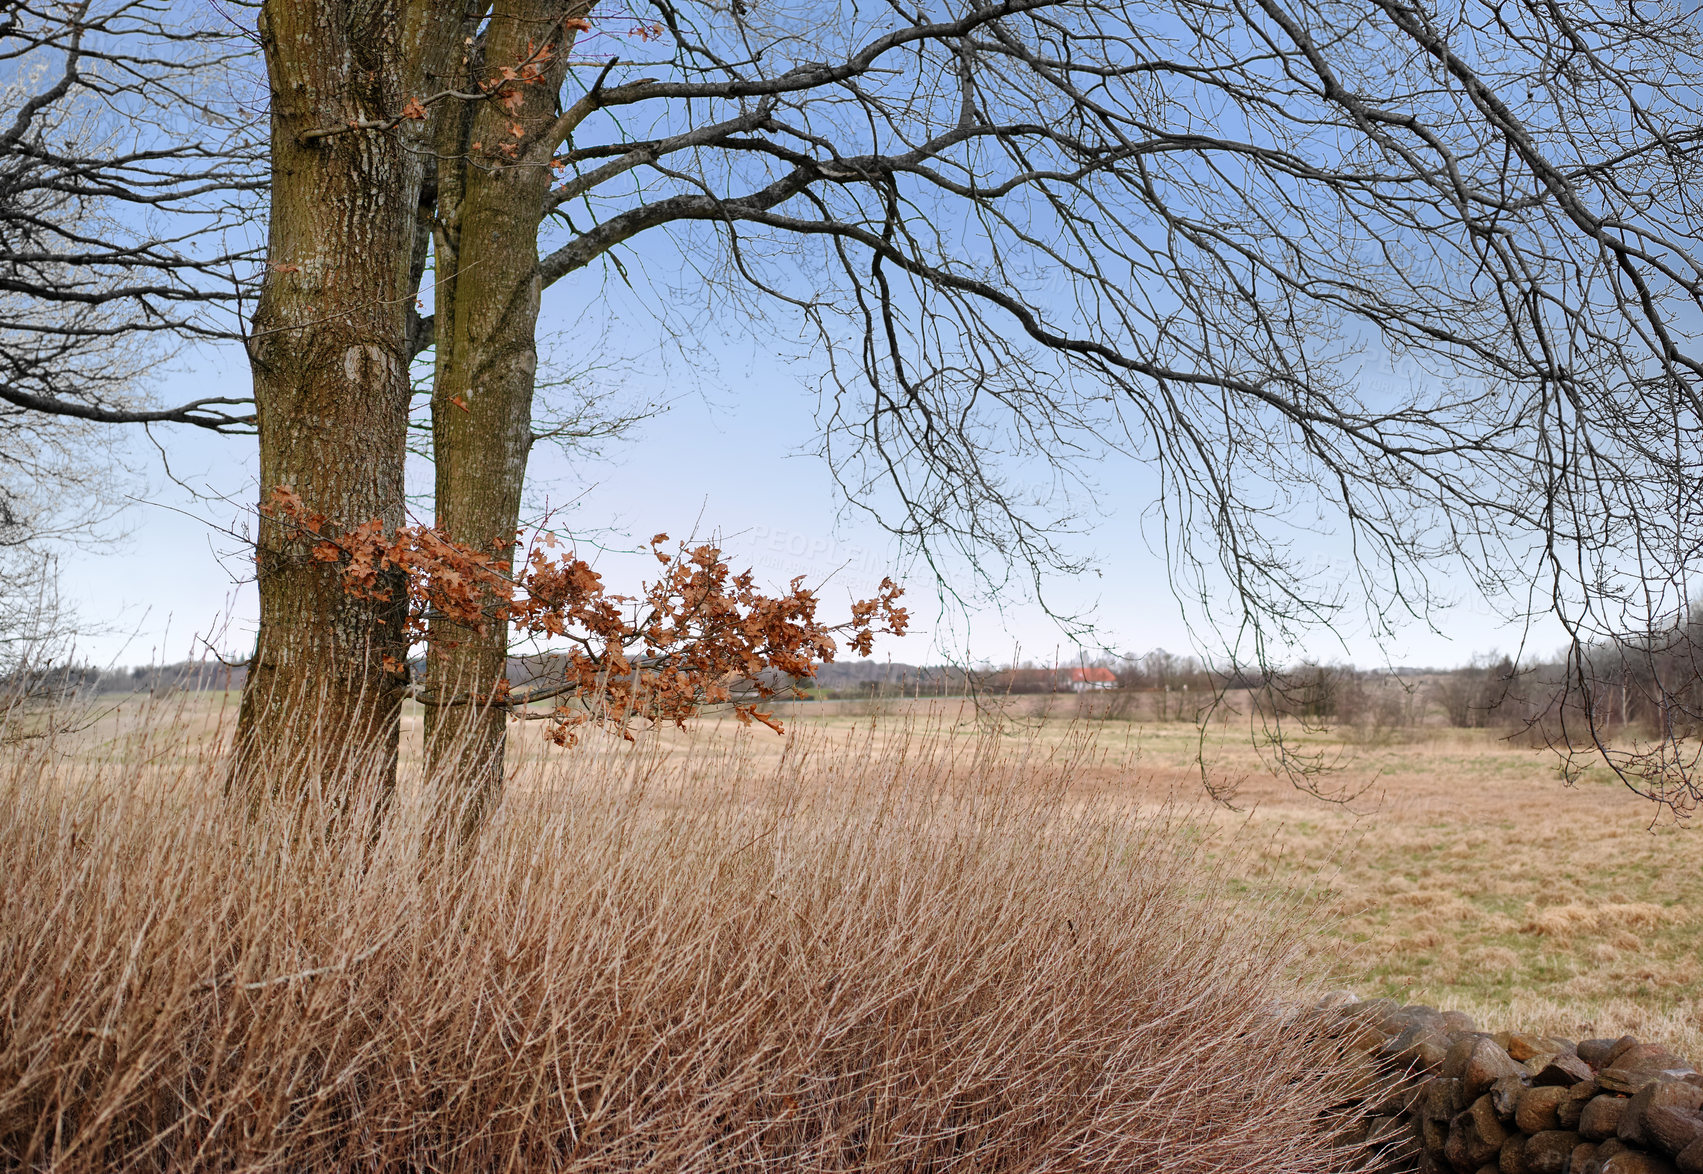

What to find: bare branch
left=0, top=379, right=254, bottom=432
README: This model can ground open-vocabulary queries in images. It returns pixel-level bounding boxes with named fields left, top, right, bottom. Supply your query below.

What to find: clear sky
left=27, top=5, right=1576, bottom=676
left=57, top=325, right=1561, bottom=674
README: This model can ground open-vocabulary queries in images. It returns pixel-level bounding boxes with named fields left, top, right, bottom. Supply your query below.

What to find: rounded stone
left=1581, top=1095, right=1629, bottom=1141
left=1620, top=1079, right=1703, bottom=1148
left=1499, top=1133, right=1528, bottom=1174
left=1465, top=1038, right=1527, bottom=1099
left=1599, top=1152, right=1679, bottom=1174
left=1521, top=1130, right=1583, bottom=1174
left=1517, top=1085, right=1570, bottom=1133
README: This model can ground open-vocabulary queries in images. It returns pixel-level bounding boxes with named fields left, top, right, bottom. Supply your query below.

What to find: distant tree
left=1435, top=656, right=1519, bottom=730
left=1559, top=609, right=1703, bottom=810
left=0, top=0, right=263, bottom=431
left=0, top=1, right=263, bottom=682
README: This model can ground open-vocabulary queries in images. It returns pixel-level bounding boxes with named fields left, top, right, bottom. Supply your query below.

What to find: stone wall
left=1319, top=995, right=1703, bottom=1174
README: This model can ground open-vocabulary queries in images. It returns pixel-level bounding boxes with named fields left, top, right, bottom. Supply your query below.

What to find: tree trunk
left=423, top=1, right=586, bottom=834
left=233, top=0, right=461, bottom=813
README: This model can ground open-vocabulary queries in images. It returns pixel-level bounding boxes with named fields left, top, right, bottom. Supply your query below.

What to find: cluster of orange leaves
left=263, top=488, right=908, bottom=746
left=466, top=39, right=560, bottom=153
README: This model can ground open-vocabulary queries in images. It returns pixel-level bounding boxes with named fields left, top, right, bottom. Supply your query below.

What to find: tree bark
left=234, top=0, right=461, bottom=811
left=423, top=1, right=587, bottom=832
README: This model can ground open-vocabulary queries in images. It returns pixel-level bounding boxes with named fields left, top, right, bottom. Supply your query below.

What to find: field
left=7, top=687, right=1698, bottom=1170
left=60, top=688, right=1703, bottom=1055
left=3, top=691, right=1360, bottom=1173
left=621, top=696, right=1703, bottom=1057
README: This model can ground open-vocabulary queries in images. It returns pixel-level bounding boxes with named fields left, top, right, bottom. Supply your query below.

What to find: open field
left=554, top=697, right=1703, bottom=1057
left=2, top=695, right=1359, bottom=1172
left=51, top=688, right=1703, bottom=1058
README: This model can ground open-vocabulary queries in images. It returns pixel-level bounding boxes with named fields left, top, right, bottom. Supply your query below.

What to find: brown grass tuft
left=1519, top=902, right=1671, bottom=939
left=0, top=707, right=1360, bottom=1172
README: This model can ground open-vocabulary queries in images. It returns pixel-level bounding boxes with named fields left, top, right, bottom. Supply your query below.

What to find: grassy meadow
left=4, top=686, right=1697, bottom=1170
left=736, top=697, right=1703, bottom=1057
left=59, top=687, right=1703, bottom=1051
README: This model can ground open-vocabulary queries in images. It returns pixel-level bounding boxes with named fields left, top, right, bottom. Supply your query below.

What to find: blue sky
left=58, top=329, right=1559, bottom=674
left=27, top=0, right=1589, bottom=675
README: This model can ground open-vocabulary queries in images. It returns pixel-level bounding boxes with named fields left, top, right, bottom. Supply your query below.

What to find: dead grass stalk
left=0, top=705, right=1360, bottom=1172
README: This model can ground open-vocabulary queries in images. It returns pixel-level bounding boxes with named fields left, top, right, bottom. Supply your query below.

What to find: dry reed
left=0, top=703, right=1364, bottom=1172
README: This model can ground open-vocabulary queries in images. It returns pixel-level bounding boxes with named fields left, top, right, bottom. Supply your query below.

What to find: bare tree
left=0, top=1, right=673, bottom=804
left=368, top=0, right=1703, bottom=815
left=229, top=0, right=464, bottom=804
left=0, top=0, right=264, bottom=431
left=416, top=0, right=594, bottom=806
left=185, top=0, right=1703, bottom=820
left=0, top=1, right=264, bottom=696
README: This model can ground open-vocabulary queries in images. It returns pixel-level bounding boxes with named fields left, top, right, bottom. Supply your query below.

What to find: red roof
left=1065, top=667, right=1118, bottom=684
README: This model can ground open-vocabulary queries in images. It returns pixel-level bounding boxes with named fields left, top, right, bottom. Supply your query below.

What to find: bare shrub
left=0, top=709, right=1363, bottom=1172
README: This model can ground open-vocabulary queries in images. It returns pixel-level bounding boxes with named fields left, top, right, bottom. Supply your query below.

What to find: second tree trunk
left=424, top=1, right=586, bottom=832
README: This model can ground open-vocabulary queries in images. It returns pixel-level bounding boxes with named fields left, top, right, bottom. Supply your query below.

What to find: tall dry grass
left=0, top=703, right=1365, bottom=1172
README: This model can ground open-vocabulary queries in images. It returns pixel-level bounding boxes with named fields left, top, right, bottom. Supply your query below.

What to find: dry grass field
left=1110, top=719, right=1701, bottom=1057
left=62, top=688, right=1703, bottom=1056
left=0, top=692, right=1363, bottom=1173
left=56, top=688, right=1703, bottom=1060
left=9, top=686, right=1696, bottom=1171
left=638, top=697, right=1703, bottom=1058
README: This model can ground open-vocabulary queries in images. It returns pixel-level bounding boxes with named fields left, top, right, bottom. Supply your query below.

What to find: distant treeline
left=804, top=653, right=1539, bottom=731
left=803, top=642, right=1701, bottom=738
left=18, top=614, right=1703, bottom=741
left=0, top=660, right=249, bottom=699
